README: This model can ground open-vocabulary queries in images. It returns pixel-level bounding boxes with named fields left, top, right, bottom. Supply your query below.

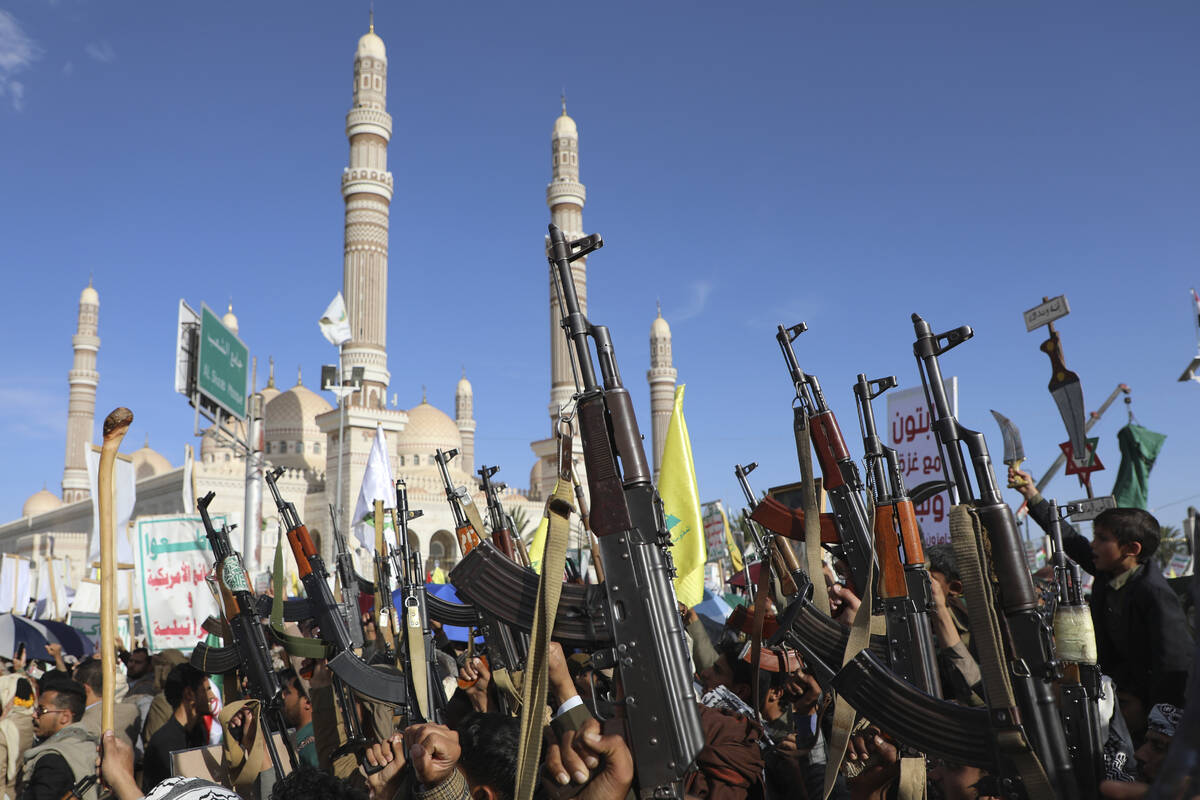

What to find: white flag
left=87, top=447, right=136, bottom=563
left=352, top=424, right=395, bottom=552
left=319, top=292, right=353, bottom=347
left=182, top=444, right=195, bottom=513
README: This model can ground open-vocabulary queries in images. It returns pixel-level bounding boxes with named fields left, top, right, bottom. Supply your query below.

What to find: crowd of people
left=0, top=465, right=1193, bottom=800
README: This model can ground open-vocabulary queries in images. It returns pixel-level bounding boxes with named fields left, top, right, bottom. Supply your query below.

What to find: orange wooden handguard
left=894, top=499, right=925, bottom=566
left=457, top=654, right=490, bottom=690
left=750, top=496, right=839, bottom=544
left=873, top=505, right=909, bottom=599
left=809, top=411, right=851, bottom=490
left=741, top=646, right=803, bottom=673
left=456, top=524, right=482, bottom=557
left=286, top=525, right=316, bottom=578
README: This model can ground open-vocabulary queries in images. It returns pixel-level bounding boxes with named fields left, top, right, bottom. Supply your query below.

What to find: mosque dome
left=357, top=30, right=387, bottom=61
left=199, top=419, right=247, bottom=462
left=80, top=282, right=98, bottom=306
left=397, top=402, right=462, bottom=464
left=23, top=488, right=62, bottom=517
left=265, top=381, right=333, bottom=438
left=130, top=441, right=173, bottom=480
left=456, top=374, right=473, bottom=397
left=553, top=111, right=577, bottom=138
left=221, top=304, right=239, bottom=336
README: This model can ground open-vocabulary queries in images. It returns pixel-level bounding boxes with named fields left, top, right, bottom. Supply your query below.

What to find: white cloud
left=671, top=280, right=714, bottom=323
left=62, top=60, right=73, bottom=76
left=85, top=41, right=115, bottom=63
left=0, top=10, right=39, bottom=111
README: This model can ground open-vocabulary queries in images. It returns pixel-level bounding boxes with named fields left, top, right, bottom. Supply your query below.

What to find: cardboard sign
left=1024, top=295, right=1070, bottom=332
left=887, top=381, right=957, bottom=544
left=702, top=501, right=728, bottom=560
left=134, top=514, right=223, bottom=653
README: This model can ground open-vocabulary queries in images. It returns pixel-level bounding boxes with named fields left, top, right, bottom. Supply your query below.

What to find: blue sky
left=2, top=2, right=1198, bottom=535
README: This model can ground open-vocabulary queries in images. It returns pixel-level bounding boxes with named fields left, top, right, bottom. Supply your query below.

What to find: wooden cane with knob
left=98, top=407, right=133, bottom=734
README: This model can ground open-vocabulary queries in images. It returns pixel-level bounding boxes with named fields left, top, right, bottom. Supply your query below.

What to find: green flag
left=1112, top=423, right=1167, bottom=509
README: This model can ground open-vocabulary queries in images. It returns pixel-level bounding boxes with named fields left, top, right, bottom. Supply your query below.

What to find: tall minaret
left=531, top=99, right=588, bottom=499
left=317, top=19, right=408, bottom=547
left=648, top=303, right=677, bottom=481
left=455, top=370, right=476, bottom=477
left=546, top=98, right=588, bottom=421
left=62, top=280, right=99, bottom=503
left=341, top=15, right=393, bottom=411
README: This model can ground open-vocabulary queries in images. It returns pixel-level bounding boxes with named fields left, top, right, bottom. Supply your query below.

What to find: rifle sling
left=750, top=546, right=771, bottom=729
left=795, top=407, right=831, bottom=616
left=271, top=540, right=333, bottom=659
left=823, top=490, right=876, bottom=800
left=949, top=504, right=1053, bottom=798
left=374, top=502, right=396, bottom=654
left=515, top=477, right=574, bottom=800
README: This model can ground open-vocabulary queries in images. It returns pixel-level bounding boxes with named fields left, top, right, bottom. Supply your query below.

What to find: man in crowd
left=141, top=663, right=212, bottom=792
left=17, top=679, right=97, bottom=800
left=73, top=659, right=143, bottom=751
left=280, top=667, right=319, bottom=768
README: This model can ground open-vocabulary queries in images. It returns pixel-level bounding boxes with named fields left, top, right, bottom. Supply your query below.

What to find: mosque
left=0, top=21, right=680, bottom=600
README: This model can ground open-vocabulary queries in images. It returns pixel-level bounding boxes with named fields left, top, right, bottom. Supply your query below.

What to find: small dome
left=221, top=303, right=239, bottom=336
left=456, top=374, right=472, bottom=397
left=23, top=488, right=62, bottom=517
left=357, top=30, right=387, bottom=61
left=651, top=313, right=671, bottom=339
left=80, top=282, right=98, bottom=306
left=397, top=402, right=461, bottom=458
left=199, top=419, right=247, bottom=460
left=130, top=442, right=173, bottom=480
left=553, top=111, right=577, bottom=139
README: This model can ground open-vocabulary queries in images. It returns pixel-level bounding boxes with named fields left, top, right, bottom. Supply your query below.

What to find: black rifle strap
left=949, top=504, right=1053, bottom=798
left=794, top=406, right=830, bottom=615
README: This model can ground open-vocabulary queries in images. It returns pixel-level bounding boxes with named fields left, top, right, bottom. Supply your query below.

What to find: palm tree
left=1155, top=524, right=1191, bottom=571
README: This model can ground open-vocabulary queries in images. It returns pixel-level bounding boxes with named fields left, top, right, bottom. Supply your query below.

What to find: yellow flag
left=527, top=506, right=551, bottom=575
left=430, top=566, right=448, bottom=584
left=722, top=505, right=744, bottom=572
left=657, top=384, right=706, bottom=607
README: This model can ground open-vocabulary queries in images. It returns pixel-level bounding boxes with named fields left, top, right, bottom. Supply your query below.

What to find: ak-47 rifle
left=478, top=465, right=530, bottom=566
left=434, top=448, right=483, bottom=556
left=853, top=373, right=942, bottom=697
left=1049, top=499, right=1104, bottom=798
left=330, top=503, right=367, bottom=650
left=264, top=468, right=407, bottom=772
left=548, top=223, right=703, bottom=799
left=910, top=314, right=1076, bottom=798
left=776, top=323, right=876, bottom=596
left=735, top=463, right=803, bottom=598
left=191, top=492, right=296, bottom=780
left=389, top=479, right=447, bottom=724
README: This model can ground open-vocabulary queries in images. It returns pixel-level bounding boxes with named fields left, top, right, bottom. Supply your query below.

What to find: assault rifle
left=264, top=468, right=408, bottom=771
left=330, top=504, right=368, bottom=650
left=909, top=314, right=1076, bottom=798
left=389, top=480, right=447, bottom=724
left=191, top=492, right=297, bottom=779
left=434, top=448, right=483, bottom=557
left=1049, top=500, right=1104, bottom=798
left=776, top=323, right=876, bottom=596
left=478, top=465, right=530, bottom=566
left=549, top=223, right=703, bottom=799
left=734, top=463, right=803, bottom=598
left=852, top=373, right=942, bottom=697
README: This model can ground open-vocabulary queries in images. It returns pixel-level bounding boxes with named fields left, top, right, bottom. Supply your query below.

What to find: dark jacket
left=1029, top=497, right=1192, bottom=708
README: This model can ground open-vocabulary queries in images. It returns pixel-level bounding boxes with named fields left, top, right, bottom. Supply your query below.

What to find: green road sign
left=198, top=304, right=248, bottom=418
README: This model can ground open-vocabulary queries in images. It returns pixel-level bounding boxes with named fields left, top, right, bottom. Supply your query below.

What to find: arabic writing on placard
left=135, top=514, right=222, bottom=654
left=1023, top=295, right=1070, bottom=332
left=886, top=382, right=957, bottom=544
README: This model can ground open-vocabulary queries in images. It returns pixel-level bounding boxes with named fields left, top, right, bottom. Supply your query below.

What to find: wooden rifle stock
left=749, top=495, right=839, bottom=544
left=286, top=524, right=317, bottom=578
left=455, top=523, right=482, bottom=557
left=873, top=505, right=910, bottom=599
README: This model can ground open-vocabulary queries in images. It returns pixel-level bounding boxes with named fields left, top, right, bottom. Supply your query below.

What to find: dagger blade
left=1053, top=380, right=1089, bottom=466
left=989, top=410, right=1025, bottom=465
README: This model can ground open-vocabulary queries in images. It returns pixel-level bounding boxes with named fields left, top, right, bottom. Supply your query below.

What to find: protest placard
left=133, top=514, right=224, bottom=653
left=886, top=381, right=957, bottom=544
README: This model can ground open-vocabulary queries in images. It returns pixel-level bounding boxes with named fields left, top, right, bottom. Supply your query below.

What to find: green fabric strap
left=514, top=477, right=574, bottom=800
left=271, top=538, right=332, bottom=659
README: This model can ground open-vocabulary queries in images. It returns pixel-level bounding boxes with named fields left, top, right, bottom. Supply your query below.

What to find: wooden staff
left=98, top=407, right=132, bottom=734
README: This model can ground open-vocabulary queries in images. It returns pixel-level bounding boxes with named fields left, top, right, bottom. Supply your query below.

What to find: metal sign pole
left=336, top=346, right=346, bottom=538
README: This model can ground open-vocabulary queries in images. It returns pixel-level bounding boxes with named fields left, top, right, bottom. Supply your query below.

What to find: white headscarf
left=144, top=776, right=242, bottom=799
